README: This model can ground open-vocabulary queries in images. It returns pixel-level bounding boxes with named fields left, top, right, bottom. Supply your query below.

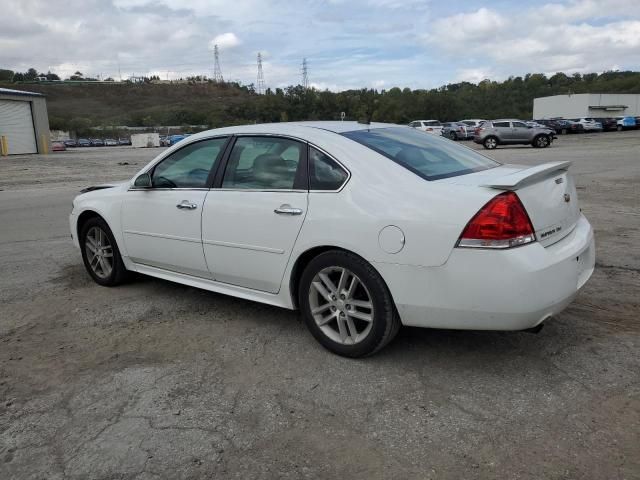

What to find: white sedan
left=409, top=120, right=444, bottom=135
left=70, top=122, right=595, bottom=357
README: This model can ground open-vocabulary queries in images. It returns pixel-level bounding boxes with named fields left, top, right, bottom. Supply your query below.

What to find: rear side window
left=222, top=136, right=304, bottom=190
left=309, top=147, right=348, bottom=191
left=342, top=127, right=499, bottom=181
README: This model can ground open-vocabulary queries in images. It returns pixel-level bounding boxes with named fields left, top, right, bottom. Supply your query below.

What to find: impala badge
left=564, top=193, right=571, bottom=203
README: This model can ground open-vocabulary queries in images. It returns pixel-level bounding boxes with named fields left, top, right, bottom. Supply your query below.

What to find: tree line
left=3, top=68, right=639, bottom=134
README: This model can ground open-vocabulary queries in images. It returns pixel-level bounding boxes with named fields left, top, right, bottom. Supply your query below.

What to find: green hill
left=2, top=71, right=639, bottom=134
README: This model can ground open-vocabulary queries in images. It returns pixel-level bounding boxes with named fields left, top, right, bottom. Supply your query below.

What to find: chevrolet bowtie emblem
left=564, top=194, right=571, bottom=203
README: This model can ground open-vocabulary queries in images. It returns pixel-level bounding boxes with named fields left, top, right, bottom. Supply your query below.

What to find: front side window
left=309, top=147, right=348, bottom=191
left=222, top=136, right=303, bottom=189
left=342, top=127, right=499, bottom=181
left=492, top=121, right=510, bottom=128
left=512, top=121, right=528, bottom=128
left=151, top=137, right=227, bottom=188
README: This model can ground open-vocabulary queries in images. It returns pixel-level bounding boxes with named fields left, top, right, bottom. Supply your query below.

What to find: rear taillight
left=457, top=191, right=536, bottom=249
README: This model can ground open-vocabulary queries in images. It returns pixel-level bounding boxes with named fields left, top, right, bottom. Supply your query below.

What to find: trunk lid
left=441, top=162, right=580, bottom=247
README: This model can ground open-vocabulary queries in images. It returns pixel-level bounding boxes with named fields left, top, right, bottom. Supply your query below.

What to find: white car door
left=201, top=136, right=308, bottom=293
left=121, top=137, right=229, bottom=278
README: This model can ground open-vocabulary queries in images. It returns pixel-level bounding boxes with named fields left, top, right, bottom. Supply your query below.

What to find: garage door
left=0, top=100, right=37, bottom=154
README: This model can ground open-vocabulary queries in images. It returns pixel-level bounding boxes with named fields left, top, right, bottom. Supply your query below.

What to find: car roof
left=186, top=121, right=402, bottom=140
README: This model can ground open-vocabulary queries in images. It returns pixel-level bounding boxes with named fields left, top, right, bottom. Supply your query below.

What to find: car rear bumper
left=375, top=214, right=595, bottom=331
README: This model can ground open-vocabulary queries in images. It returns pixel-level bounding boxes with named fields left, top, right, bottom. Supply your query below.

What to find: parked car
left=615, top=116, right=637, bottom=130
left=409, top=120, right=443, bottom=135
left=525, top=121, right=547, bottom=129
left=564, top=120, right=586, bottom=134
left=459, top=119, right=486, bottom=132
left=118, top=138, right=132, bottom=146
left=51, top=141, right=66, bottom=151
left=441, top=122, right=471, bottom=140
left=537, top=119, right=584, bottom=134
left=77, top=138, right=91, bottom=147
left=90, top=138, right=105, bottom=147
left=104, top=138, right=119, bottom=146
left=69, top=121, right=594, bottom=357
left=159, top=135, right=169, bottom=146
left=592, top=117, right=617, bottom=132
left=569, top=118, right=603, bottom=132
left=474, top=119, right=556, bottom=149
left=63, top=139, right=77, bottom=148
left=167, top=134, right=188, bottom=146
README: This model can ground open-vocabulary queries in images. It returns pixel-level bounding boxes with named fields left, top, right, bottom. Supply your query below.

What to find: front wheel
left=533, top=134, right=550, bottom=148
left=617, top=125, right=622, bottom=131
left=449, top=131, right=457, bottom=140
left=298, top=250, right=400, bottom=357
left=80, top=217, right=130, bottom=286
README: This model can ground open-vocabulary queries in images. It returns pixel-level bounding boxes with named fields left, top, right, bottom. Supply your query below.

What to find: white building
left=533, top=93, right=640, bottom=119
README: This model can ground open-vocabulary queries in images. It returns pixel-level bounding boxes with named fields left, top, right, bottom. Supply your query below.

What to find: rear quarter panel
left=291, top=136, right=498, bottom=268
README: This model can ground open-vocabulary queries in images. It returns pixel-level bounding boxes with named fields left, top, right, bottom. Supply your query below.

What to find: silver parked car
left=473, top=119, right=556, bottom=149
left=441, top=122, right=472, bottom=140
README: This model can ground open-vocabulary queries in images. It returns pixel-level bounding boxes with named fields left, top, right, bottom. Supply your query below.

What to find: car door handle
left=176, top=200, right=197, bottom=210
left=274, top=204, right=303, bottom=215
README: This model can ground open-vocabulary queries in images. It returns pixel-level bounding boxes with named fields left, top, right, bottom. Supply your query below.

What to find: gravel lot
left=1, top=131, right=639, bottom=479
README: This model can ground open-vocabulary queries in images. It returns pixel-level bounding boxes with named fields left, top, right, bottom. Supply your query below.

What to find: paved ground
left=1, top=132, right=639, bottom=479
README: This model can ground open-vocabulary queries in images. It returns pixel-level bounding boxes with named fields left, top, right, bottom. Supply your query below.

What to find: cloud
left=428, top=7, right=506, bottom=44
left=0, top=0, right=638, bottom=91
left=210, top=32, right=241, bottom=50
left=428, top=1, right=640, bottom=83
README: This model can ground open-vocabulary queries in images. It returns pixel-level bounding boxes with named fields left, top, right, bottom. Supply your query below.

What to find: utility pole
left=256, top=52, right=266, bottom=94
left=301, top=58, right=309, bottom=89
left=213, top=44, right=224, bottom=83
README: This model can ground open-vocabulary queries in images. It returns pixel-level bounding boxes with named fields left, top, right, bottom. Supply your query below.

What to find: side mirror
left=134, top=172, right=152, bottom=188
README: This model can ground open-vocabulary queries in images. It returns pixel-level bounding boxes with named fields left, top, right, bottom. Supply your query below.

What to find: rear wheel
left=533, top=134, right=550, bottom=148
left=483, top=136, right=498, bottom=149
left=80, top=217, right=129, bottom=286
left=299, top=250, right=400, bottom=357
left=617, top=125, right=623, bottom=131
left=449, top=131, right=457, bottom=140
left=561, top=128, right=567, bottom=135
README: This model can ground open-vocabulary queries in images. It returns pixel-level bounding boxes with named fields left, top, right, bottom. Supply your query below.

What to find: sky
left=2, top=0, right=640, bottom=91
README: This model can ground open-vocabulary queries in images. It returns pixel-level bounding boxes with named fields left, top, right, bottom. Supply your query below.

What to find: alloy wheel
left=536, top=135, right=549, bottom=147
left=308, top=266, right=374, bottom=345
left=85, top=226, right=113, bottom=279
left=484, top=137, right=497, bottom=149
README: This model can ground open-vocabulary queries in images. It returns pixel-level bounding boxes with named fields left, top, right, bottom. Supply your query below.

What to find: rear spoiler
left=481, top=161, right=571, bottom=190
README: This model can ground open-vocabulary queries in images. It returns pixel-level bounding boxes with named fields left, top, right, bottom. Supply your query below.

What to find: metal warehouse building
left=533, top=93, right=640, bottom=119
left=0, top=87, right=51, bottom=155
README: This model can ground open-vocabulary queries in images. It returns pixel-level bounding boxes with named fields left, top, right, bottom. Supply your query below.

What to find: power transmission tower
left=301, top=58, right=309, bottom=89
left=213, top=44, right=224, bottom=83
left=256, top=52, right=266, bottom=94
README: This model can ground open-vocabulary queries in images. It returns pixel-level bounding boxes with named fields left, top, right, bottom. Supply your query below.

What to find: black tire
left=616, top=125, right=622, bottom=131
left=449, top=131, right=457, bottom=140
left=80, top=216, right=130, bottom=286
left=483, top=136, right=498, bottom=149
left=298, top=250, right=400, bottom=358
left=561, top=128, right=567, bottom=135
left=533, top=134, right=550, bottom=148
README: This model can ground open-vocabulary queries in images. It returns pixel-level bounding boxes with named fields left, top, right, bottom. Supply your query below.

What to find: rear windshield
left=342, top=127, right=500, bottom=180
